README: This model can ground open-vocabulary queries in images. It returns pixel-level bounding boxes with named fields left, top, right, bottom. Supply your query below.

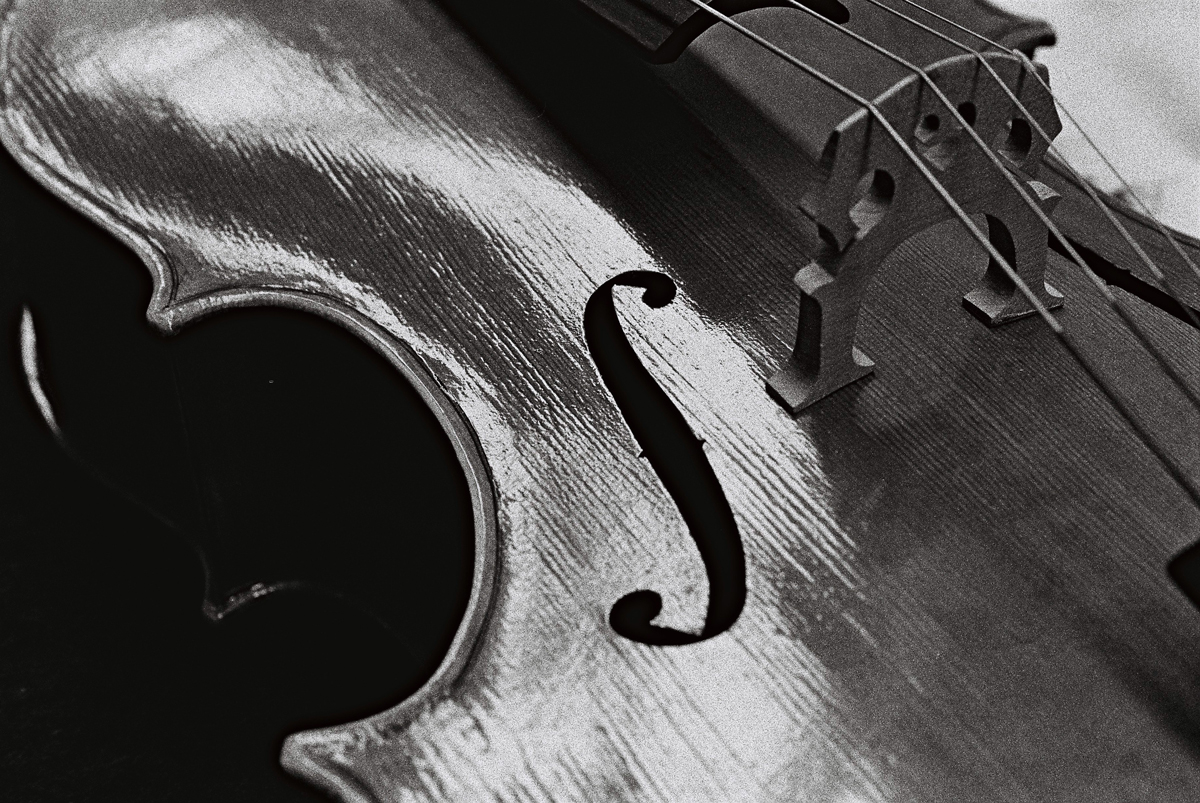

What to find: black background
left=0, top=144, right=474, bottom=801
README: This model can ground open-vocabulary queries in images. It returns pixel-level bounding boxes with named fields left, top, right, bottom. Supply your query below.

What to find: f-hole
left=584, top=271, right=746, bottom=646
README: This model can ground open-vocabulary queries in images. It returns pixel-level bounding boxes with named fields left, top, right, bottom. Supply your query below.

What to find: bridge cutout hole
left=998, top=117, right=1033, bottom=162
left=980, top=214, right=1017, bottom=296
left=848, top=169, right=895, bottom=235
left=915, top=113, right=940, bottom=143
left=957, top=102, right=977, bottom=128
left=915, top=112, right=957, bottom=170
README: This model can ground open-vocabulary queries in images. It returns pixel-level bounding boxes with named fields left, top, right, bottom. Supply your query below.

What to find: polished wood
left=3, top=0, right=1199, bottom=800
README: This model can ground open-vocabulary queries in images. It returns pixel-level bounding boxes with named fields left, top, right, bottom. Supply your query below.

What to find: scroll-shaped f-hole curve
left=584, top=271, right=745, bottom=646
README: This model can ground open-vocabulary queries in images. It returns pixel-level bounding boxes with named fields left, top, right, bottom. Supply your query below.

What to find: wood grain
left=3, top=0, right=1200, bottom=800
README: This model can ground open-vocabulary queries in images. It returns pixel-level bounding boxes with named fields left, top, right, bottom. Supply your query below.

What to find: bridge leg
left=767, top=176, right=1064, bottom=415
left=963, top=178, right=1064, bottom=324
left=766, top=260, right=877, bottom=415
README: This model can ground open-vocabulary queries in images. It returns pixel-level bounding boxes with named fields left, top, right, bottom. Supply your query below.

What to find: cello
left=4, top=0, right=1200, bottom=799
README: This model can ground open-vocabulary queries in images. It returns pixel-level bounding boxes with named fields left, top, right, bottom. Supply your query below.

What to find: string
left=774, top=0, right=1200, bottom=414
left=859, top=0, right=1200, bottom=338
left=678, top=0, right=1200, bottom=507
left=888, top=0, right=1200, bottom=298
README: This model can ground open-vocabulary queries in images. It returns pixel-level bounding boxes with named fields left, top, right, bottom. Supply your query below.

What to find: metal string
left=679, top=0, right=1200, bottom=505
left=888, top=0, right=1200, bottom=297
left=773, top=0, right=1200, bottom=414
left=861, top=0, right=1200, bottom=337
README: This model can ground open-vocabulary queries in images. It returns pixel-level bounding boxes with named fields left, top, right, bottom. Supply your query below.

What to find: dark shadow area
left=1, top=139, right=473, bottom=800
left=800, top=384, right=1200, bottom=779
left=1049, top=232, right=1200, bottom=331
left=649, top=0, right=849, bottom=64
left=1169, top=544, right=1200, bottom=610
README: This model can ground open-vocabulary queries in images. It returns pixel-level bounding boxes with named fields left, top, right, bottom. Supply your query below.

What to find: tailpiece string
left=680, top=0, right=1200, bottom=512
left=889, top=0, right=1200, bottom=298
left=774, top=0, right=1200, bottom=412
left=859, top=0, right=1200, bottom=338
left=864, top=0, right=1200, bottom=337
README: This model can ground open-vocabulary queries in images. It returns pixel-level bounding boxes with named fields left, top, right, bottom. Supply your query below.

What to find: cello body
left=3, top=0, right=1200, bottom=799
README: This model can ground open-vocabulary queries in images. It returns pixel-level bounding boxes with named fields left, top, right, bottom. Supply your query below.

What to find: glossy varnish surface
left=3, top=0, right=1200, bottom=800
